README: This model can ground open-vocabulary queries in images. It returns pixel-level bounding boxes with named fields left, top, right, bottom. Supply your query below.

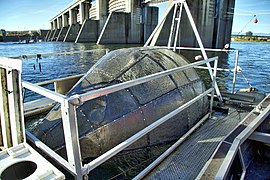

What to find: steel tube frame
left=134, top=112, right=210, bottom=179
left=164, top=46, right=239, bottom=94
left=20, top=52, right=219, bottom=178
left=249, top=131, right=270, bottom=144
left=22, top=82, right=83, bottom=179
left=145, top=0, right=223, bottom=102
left=173, top=3, right=183, bottom=51
left=82, top=88, right=213, bottom=175
left=26, top=130, right=75, bottom=175
left=182, top=1, right=222, bottom=103
left=232, top=50, right=239, bottom=93
left=22, top=82, right=66, bottom=103
left=61, top=100, right=83, bottom=179
left=215, top=95, right=270, bottom=179
left=68, top=57, right=218, bottom=105
left=210, top=59, right=218, bottom=114
left=167, top=4, right=178, bottom=48
left=144, top=0, right=175, bottom=47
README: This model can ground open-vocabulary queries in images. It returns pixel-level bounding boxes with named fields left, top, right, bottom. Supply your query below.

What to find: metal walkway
left=138, top=94, right=270, bottom=179
left=144, top=106, right=249, bottom=179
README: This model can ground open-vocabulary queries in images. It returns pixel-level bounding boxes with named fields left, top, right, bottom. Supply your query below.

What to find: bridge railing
left=20, top=54, right=218, bottom=179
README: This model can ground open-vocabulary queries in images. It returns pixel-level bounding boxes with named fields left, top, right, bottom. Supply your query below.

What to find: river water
left=0, top=41, right=269, bottom=95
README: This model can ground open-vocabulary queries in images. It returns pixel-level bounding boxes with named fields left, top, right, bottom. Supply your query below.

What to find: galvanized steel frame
left=19, top=55, right=218, bottom=178
left=21, top=82, right=83, bottom=180
left=166, top=46, right=240, bottom=93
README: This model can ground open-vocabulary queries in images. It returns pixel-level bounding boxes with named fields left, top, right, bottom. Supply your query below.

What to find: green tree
left=246, top=31, right=253, bottom=36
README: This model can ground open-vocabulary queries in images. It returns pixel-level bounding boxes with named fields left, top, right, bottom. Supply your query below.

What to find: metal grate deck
left=144, top=107, right=249, bottom=179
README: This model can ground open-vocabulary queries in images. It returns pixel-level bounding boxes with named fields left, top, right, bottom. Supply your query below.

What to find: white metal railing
left=21, top=55, right=218, bottom=179
left=22, top=81, right=83, bottom=179
left=163, top=46, right=240, bottom=93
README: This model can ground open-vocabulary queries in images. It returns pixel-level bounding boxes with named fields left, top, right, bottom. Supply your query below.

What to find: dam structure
left=46, top=0, right=236, bottom=48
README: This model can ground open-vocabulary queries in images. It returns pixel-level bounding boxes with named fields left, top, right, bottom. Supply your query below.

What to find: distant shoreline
left=231, top=35, right=270, bottom=42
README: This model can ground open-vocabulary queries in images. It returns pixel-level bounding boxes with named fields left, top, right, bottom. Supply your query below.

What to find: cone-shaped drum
left=31, top=47, right=209, bottom=159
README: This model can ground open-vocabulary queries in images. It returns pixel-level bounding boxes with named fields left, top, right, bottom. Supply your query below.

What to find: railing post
left=0, top=68, right=11, bottom=148
left=6, top=68, right=25, bottom=146
left=61, top=99, right=83, bottom=179
left=0, top=58, right=24, bottom=148
left=232, top=50, right=239, bottom=93
left=210, top=58, right=218, bottom=115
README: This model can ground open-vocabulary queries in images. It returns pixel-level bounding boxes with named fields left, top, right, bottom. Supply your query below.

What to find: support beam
left=84, top=3, right=90, bottom=19
left=61, top=100, right=83, bottom=179
left=69, top=9, right=75, bottom=25
left=53, top=19, right=57, bottom=30
left=50, top=22, right=53, bottom=30
left=97, top=12, right=112, bottom=44
left=75, top=19, right=98, bottom=43
left=62, top=14, right=68, bottom=27
left=57, top=17, right=62, bottom=29
left=57, top=26, right=69, bottom=42
left=79, top=2, right=85, bottom=24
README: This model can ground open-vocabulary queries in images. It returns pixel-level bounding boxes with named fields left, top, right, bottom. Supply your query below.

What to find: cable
left=237, top=15, right=256, bottom=35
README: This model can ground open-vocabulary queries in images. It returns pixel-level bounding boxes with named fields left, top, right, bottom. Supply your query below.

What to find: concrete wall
left=38, top=30, right=50, bottom=40
left=155, top=1, right=198, bottom=47
left=48, top=0, right=235, bottom=47
left=51, top=29, right=60, bottom=41
left=154, top=0, right=234, bottom=49
left=99, top=13, right=129, bottom=44
left=0, top=36, right=32, bottom=42
left=98, top=2, right=158, bottom=44
left=144, top=7, right=158, bottom=43
left=46, top=30, right=54, bottom=41
left=64, top=24, right=81, bottom=42
left=76, top=20, right=98, bottom=42
left=57, top=27, right=69, bottom=41
left=214, top=0, right=235, bottom=48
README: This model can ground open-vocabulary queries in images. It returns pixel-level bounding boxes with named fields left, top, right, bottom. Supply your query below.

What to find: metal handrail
left=82, top=88, right=213, bottom=174
left=22, top=56, right=218, bottom=179
left=153, top=46, right=240, bottom=93
left=68, top=57, right=218, bottom=104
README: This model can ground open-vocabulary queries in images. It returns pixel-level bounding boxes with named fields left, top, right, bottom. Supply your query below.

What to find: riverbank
left=231, top=35, right=270, bottom=42
left=0, top=30, right=49, bottom=42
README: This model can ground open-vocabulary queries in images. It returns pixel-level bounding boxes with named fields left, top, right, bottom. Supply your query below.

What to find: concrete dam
left=46, top=0, right=236, bottom=49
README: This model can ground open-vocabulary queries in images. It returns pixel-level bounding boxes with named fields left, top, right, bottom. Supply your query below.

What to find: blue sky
left=0, top=0, right=72, bottom=30
left=232, top=0, right=270, bottom=34
left=0, top=0, right=270, bottom=35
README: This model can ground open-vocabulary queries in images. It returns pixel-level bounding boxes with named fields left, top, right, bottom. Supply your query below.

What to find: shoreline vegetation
left=0, top=29, right=48, bottom=42
left=231, top=35, right=270, bottom=42
left=1, top=30, right=270, bottom=43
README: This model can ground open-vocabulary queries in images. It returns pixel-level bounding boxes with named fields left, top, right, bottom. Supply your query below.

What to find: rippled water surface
left=0, top=41, right=269, bottom=95
left=230, top=42, right=270, bottom=93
